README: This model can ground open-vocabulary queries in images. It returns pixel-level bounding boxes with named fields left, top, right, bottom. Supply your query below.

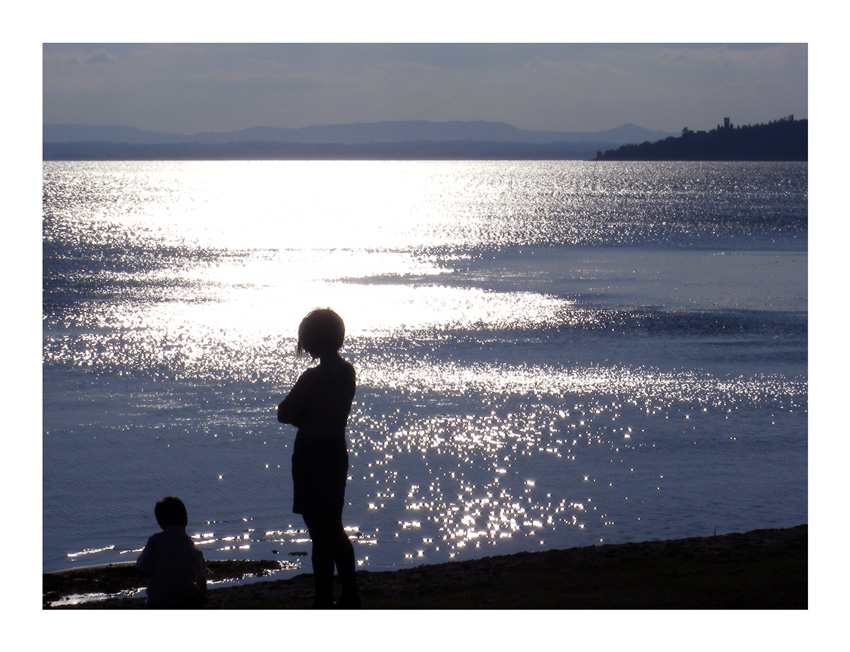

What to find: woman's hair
left=297, top=308, right=346, bottom=357
left=155, top=496, right=189, bottom=529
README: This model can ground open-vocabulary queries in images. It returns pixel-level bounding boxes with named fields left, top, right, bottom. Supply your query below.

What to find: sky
left=42, top=42, right=807, bottom=135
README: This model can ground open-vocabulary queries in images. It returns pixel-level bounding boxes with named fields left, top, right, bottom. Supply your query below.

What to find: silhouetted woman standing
left=277, top=308, right=359, bottom=608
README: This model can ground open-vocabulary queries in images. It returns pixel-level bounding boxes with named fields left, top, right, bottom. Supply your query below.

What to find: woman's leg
left=303, top=512, right=335, bottom=608
left=330, top=512, right=359, bottom=607
left=306, top=510, right=359, bottom=607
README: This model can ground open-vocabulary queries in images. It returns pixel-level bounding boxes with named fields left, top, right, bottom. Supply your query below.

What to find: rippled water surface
left=43, top=161, right=807, bottom=575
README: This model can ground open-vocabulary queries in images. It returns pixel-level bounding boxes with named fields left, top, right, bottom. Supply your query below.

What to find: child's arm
left=195, top=551, right=208, bottom=596
left=136, top=538, right=155, bottom=575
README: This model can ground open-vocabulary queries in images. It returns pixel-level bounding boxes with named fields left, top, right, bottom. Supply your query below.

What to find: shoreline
left=44, top=524, right=807, bottom=609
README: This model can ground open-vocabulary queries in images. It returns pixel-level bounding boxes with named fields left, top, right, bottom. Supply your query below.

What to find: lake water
left=42, top=160, right=807, bottom=581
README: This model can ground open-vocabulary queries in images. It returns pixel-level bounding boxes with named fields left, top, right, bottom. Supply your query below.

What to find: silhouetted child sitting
left=137, top=496, right=208, bottom=609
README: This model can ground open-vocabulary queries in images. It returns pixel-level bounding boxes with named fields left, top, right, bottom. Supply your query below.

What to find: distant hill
left=42, top=120, right=677, bottom=161
left=44, top=120, right=675, bottom=146
left=594, top=117, right=807, bottom=161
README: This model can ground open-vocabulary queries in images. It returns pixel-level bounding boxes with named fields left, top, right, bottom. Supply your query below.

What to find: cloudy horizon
left=43, top=43, right=807, bottom=136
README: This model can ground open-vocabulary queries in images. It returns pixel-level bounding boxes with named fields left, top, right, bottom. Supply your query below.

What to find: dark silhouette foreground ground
left=45, top=525, right=806, bottom=609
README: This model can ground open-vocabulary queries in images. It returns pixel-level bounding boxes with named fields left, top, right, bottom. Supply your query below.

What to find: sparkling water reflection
left=43, top=161, right=806, bottom=575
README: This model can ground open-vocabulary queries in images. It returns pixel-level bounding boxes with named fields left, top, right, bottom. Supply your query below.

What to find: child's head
left=297, top=308, right=346, bottom=358
left=155, top=496, right=189, bottom=529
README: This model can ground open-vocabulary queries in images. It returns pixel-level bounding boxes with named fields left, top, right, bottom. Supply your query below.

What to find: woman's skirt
left=291, top=437, right=349, bottom=516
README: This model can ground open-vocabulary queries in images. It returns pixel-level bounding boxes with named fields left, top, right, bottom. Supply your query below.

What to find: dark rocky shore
left=44, top=525, right=807, bottom=609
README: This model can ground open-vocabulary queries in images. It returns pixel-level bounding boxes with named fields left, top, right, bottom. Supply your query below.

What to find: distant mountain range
left=44, top=120, right=675, bottom=147
left=43, top=119, right=806, bottom=162
left=42, top=121, right=680, bottom=161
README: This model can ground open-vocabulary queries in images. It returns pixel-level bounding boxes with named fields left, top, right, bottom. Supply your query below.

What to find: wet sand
left=44, top=524, right=806, bottom=609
